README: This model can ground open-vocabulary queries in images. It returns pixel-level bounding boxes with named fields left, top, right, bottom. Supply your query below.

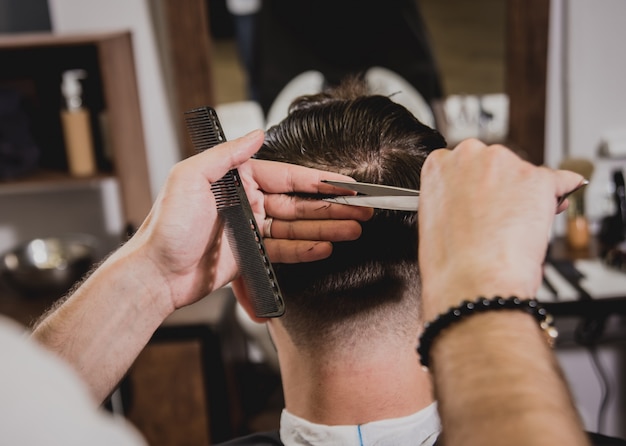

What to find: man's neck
left=272, top=323, right=434, bottom=425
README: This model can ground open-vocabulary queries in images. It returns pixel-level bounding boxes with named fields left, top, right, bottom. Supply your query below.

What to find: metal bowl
left=0, top=234, right=97, bottom=298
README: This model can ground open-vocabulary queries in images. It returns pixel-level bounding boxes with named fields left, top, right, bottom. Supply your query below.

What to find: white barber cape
left=0, top=316, right=145, bottom=445
left=280, top=403, right=441, bottom=446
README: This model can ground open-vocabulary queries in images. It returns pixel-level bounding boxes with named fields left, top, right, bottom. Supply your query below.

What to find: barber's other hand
left=418, top=139, right=585, bottom=321
left=126, top=130, right=371, bottom=312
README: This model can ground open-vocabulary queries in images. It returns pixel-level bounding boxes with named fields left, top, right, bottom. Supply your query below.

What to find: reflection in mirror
left=420, top=0, right=508, bottom=146
left=209, top=0, right=508, bottom=146
left=420, top=0, right=506, bottom=95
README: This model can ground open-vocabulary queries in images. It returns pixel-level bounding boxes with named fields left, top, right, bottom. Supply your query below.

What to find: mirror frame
left=506, top=0, right=550, bottom=166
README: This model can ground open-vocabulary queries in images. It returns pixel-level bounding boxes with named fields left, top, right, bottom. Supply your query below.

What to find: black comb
left=184, top=106, right=285, bottom=318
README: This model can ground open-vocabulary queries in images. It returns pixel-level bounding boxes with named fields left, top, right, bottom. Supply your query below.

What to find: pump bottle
left=60, top=69, right=97, bottom=177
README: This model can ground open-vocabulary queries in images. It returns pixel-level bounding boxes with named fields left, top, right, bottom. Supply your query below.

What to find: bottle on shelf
left=560, top=157, right=595, bottom=250
left=60, top=69, right=97, bottom=177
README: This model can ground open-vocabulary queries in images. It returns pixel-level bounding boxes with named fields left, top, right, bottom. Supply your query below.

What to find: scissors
left=321, top=180, right=420, bottom=211
left=321, top=178, right=590, bottom=212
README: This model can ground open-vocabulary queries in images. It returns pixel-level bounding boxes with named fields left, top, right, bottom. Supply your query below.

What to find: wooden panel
left=157, top=0, right=216, bottom=159
left=121, top=324, right=242, bottom=444
left=505, top=0, right=551, bottom=165
left=125, top=339, right=212, bottom=445
left=0, top=31, right=130, bottom=48
left=0, top=284, right=57, bottom=328
left=97, top=32, right=153, bottom=227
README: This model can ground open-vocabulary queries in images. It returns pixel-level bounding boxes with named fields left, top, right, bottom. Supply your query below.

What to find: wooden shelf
left=0, top=31, right=152, bottom=228
left=0, top=169, right=115, bottom=195
left=0, top=31, right=130, bottom=49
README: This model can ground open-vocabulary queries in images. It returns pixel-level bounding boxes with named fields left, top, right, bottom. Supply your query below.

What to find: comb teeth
left=186, top=107, right=241, bottom=209
left=185, top=107, right=225, bottom=151
left=183, top=106, right=285, bottom=318
left=211, top=176, right=240, bottom=209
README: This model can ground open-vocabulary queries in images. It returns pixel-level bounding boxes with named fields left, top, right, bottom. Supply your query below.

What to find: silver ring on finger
left=263, top=217, right=274, bottom=238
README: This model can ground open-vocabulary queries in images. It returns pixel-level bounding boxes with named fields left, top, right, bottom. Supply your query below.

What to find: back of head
left=257, top=78, right=446, bottom=351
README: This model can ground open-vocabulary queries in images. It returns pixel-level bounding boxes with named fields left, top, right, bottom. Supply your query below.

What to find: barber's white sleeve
left=0, top=316, right=146, bottom=445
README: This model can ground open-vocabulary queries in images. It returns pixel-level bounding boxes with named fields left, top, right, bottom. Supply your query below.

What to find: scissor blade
left=321, top=180, right=419, bottom=197
left=323, top=195, right=419, bottom=211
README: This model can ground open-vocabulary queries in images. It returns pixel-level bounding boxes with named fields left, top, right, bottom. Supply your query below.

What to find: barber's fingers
left=246, top=158, right=367, bottom=195
left=424, top=141, right=586, bottom=213
left=267, top=219, right=363, bottom=242
left=264, top=193, right=373, bottom=221
left=261, top=219, right=362, bottom=263
left=554, top=169, right=589, bottom=214
left=264, top=240, right=334, bottom=264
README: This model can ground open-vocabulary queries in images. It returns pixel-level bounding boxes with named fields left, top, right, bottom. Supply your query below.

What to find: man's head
left=256, top=78, right=446, bottom=351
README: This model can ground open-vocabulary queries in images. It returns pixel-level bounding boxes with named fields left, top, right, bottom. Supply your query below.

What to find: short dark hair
left=257, top=79, right=446, bottom=349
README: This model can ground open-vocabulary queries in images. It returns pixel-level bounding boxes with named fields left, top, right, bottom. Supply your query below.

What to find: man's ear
left=231, top=277, right=270, bottom=323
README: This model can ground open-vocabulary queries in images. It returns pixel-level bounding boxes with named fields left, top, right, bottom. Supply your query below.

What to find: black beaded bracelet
left=417, top=296, right=558, bottom=368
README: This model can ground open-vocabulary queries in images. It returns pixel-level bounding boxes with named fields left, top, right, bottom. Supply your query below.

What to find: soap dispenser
left=60, top=69, right=97, bottom=177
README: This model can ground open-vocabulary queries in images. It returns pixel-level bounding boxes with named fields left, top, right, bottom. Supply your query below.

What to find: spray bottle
left=60, top=69, right=97, bottom=177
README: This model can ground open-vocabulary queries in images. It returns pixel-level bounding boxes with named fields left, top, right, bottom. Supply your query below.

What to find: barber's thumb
left=554, top=169, right=588, bottom=213
left=224, top=129, right=265, bottom=163
left=555, top=170, right=588, bottom=198
left=201, top=129, right=265, bottom=175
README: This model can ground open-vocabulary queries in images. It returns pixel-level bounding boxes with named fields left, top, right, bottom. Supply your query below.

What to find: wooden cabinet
left=0, top=31, right=152, bottom=228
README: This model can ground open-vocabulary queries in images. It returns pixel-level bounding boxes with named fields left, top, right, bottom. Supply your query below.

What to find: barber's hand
left=128, top=130, right=371, bottom=311
left=240, top=158, right=373, bottom=263
left=418, top=139, right=585, bottom=321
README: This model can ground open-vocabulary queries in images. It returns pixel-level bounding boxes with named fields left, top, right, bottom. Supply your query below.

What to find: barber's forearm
left=31, top=244, right=173, bottom=403
left=429, top=311, right=590, bottom=446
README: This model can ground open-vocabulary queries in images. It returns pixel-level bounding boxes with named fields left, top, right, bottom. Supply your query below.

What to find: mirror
left=420, top=0, right=508, bottom=146
left=208, top=0, right=508, bottom=147
left=160, top=0, right=545, bottom=163
left=419, top=0, right=506, bottom=95
left=209, top=0, right=506, bottom=99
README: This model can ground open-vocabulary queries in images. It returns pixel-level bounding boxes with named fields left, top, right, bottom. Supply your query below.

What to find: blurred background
left=1, top=0, right=625, bottom=444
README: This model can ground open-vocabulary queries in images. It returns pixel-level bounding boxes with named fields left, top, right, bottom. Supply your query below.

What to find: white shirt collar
left=279, top=403, right=440, bottom=446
